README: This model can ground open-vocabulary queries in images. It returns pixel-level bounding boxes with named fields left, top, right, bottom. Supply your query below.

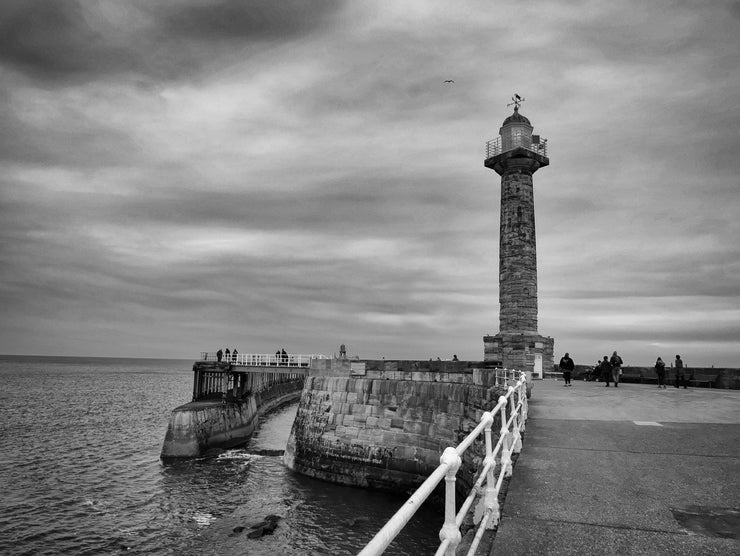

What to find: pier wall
left=283, top=359, right=513, bottom=494
left=160, top=363, right=304, bottom=459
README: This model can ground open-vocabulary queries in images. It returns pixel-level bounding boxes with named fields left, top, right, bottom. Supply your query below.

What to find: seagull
left=443, top=80, right=455, bottom=84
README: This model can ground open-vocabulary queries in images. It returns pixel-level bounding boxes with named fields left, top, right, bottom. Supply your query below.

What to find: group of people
left=559, top=351, right=623, bottom=387
left=275, top=348, right=289, bottom=366
left=562, top=352, right=689, bottom=388
left=215, top=348, right=238, bottom=362
left=654, top=354, right=686, bottom=389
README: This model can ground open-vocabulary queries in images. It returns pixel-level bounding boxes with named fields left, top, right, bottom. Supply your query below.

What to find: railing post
left=438, top=447, right=462, bottom=556
left=499, top=395, right=512, bottom=477
left=509, top=387, right=522, bottom=454
left=483, top=411, right=500, bottom=528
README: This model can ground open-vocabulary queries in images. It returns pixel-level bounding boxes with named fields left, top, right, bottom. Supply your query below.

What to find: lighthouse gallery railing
left=358, top=369, right=529, bottom=556
left=485, top=134, right=548, bottom=159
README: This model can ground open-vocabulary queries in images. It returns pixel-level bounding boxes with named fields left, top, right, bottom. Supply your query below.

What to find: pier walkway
left=489, top=378, right=740, bottom=555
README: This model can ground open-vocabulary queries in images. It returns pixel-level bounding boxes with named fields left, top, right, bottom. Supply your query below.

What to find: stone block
left=390, top=418, right=405, bottom=429
left=342, top=426, right=359, bottom=438
left=403, top=421, right=430, bottom=436
left=378, top=417, right=391, bottom=430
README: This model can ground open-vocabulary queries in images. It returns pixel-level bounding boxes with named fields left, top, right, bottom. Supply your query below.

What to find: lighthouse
left=483, top=97, right=554, bottom=377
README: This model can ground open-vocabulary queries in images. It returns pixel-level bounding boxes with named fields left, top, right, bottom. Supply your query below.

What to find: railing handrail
left=485, top=134, right=548, bottom=159
left=358, top=368, right=529, bottom=556
left=198, top=352, right=329, bottom=367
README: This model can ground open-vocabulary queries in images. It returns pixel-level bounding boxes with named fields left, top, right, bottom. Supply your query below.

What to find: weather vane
left=507, top=94, right=524, bottom=110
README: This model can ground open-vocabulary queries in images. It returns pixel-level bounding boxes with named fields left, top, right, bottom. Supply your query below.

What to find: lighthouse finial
left=507, top=94, right=525, bottom=110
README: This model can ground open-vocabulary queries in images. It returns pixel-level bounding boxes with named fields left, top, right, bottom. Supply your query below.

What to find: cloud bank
left=1, top=1, right=738, bottom=367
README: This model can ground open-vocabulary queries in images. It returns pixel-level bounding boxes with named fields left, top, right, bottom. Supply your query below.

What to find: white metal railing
left=199, top=352, right=329, bottom=368
left=485, top=134, right=548, bottom=159
left=358, top=369, right=529, bottom=556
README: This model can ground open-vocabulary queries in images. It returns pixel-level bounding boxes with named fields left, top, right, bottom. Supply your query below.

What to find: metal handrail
left=198, top=352, right=329, bottom=367
left=358, top=369, right=529, bottom=556
left=485, top=134, right=548, bottom=159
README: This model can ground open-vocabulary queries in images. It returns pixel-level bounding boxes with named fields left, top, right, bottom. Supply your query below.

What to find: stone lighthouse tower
left=483, top=97, right=554, bottom=377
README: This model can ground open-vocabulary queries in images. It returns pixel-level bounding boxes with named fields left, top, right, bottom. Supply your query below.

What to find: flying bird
left=443, top=80, right=455, bottom=84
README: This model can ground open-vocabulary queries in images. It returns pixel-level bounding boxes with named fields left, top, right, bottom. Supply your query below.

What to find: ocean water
left=0, top=356, right=441, bottom=555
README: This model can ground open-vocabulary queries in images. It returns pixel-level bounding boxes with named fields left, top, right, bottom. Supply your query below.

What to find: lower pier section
left=160, top=362, right=305, bottom=460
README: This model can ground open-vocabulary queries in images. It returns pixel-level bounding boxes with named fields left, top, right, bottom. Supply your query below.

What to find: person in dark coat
left=655, top=357, right=666, bottom=388
left=610, top=351, right=623, bottom=387
left=217, top=349, right=223, bottom=362
left=559, top=353, right=575, bottom=386
left=675, top=355, right=685, bottom=388
left=601, top=356, right=612, bottom=387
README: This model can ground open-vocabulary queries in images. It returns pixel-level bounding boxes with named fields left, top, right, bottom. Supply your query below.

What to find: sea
left=0, top=355, right=442, bottom=555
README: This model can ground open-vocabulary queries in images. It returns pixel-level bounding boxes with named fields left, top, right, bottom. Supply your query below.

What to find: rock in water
left=247, top=514, right=282, bottom=538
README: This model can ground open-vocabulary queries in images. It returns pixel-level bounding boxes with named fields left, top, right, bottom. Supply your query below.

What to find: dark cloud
left=0, top=1, right=135, bottom=80
left=162, top=0, right=343, bottom=40
left=0, top=0, right=344, bottom=83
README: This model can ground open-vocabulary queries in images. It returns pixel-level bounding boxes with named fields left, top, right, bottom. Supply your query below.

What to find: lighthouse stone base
left=484, top=333, right=554, bottom=379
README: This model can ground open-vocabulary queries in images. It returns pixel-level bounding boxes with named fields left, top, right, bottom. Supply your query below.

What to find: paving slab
left=489, top=379, right=740, bottom=555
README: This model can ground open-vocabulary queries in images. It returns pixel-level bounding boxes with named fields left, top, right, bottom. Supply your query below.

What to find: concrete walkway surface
left=489, top=378, right=740, bottom=555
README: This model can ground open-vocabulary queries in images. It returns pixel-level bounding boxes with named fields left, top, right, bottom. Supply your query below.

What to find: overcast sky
left=1, top=1, right=738, bottom=367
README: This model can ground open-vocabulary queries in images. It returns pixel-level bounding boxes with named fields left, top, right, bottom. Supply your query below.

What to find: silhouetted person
left=559, top=352, right=575, bottom=386
left=655, top=357, right=666, bottom=388
left=610, top=351, right=623, bottom=387
left=282, top=349, right=288, bottom=366
left=675, top=355, right=685, bottom=388
left=232, top=348, right=238, bottom=363
left=275, top=350, right=281, bottom=365
left=601, top=356, right=611, bottom=386
left=452, top=354, right=459, bottom=361
left=217, top=349, right=223, bottom=362
left=224, top=348, right=230, bottom=362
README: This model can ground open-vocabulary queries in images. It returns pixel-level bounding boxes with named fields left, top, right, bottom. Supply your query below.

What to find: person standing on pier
left=232, top=348, right=238, bottom=363
left=217, top=349, right=223, bottom=362
left=224, top=348, right=230, bottom=362
left=610, top=351, right=623, bottom=387
left=655, top=357, right=666, bottom=388
left=675, top=355, right=685, bottom=388
left=601, top=356, right=612, bottom=387
left=559, top=353, right=575, bottom=386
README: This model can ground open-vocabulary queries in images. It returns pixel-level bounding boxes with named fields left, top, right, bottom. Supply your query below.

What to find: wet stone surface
left=671, top=506, right=740, bottom=540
